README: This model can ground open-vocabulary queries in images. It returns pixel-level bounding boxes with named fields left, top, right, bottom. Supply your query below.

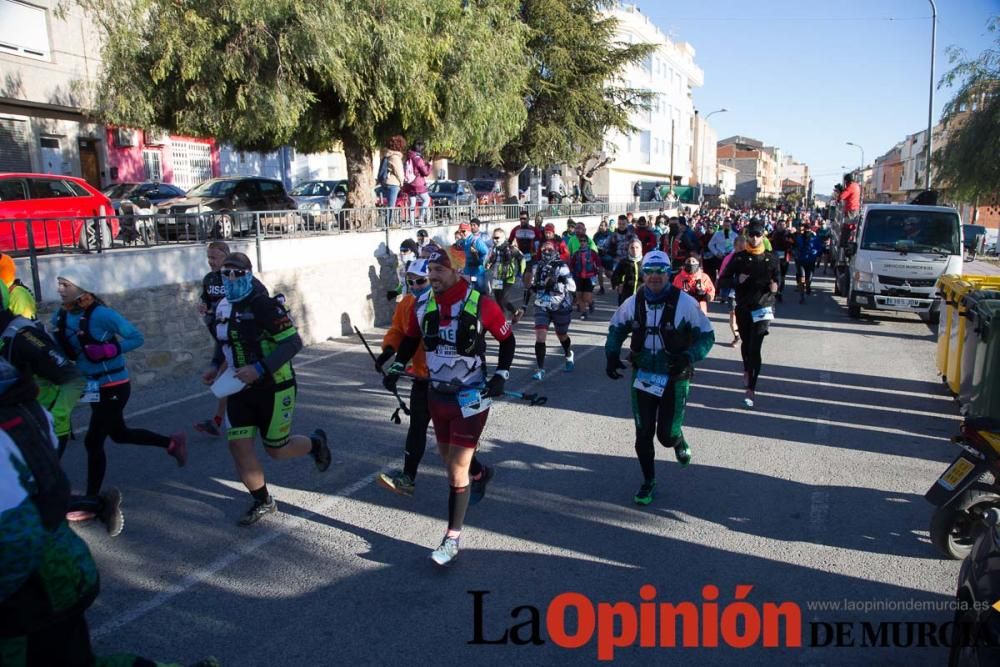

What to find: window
left=0, top=0, right=49, bottom=60
left=172, top=141, right=213, bottom=190
left=258, top=180, right=283, bottom=195
left=143, top=150, right=162, bottom=182
left=27, top=178, right=75, bottom=198
left=64, top=181, right=90, bottom=197
left=0, top=179, right=27, bottom=201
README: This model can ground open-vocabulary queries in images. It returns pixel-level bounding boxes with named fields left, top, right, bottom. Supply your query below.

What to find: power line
left=665, top=16, right=932, bottom=22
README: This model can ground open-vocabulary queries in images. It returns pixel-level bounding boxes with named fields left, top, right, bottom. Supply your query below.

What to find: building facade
left=717, top=136, right=781, bottom=206
left=594, top=3, right=704, bottom=200
left=691, top=111, right=718, bottom=190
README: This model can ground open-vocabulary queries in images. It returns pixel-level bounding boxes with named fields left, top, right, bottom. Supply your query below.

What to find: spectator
left=837, top=173, right=861, bottom=220
left=632, top=181, right=641, bottom=208
left=403, top=139, right=432, bottom=225
left=382, top=136, right=406, bottom=222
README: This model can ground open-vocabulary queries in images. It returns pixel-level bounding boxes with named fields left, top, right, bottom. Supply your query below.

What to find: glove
left=544, top=278, right=556, bottom=292
left=83, top=341, right=120, bottom=362
left=485, top=373, right=506, bottom=398
left=606, top=356, right=626, bottom=380
left=386, top=290, right=400, bottom=301
left=382, top=361, right=404, bottom=392
left=374, top=347, right=395, bottom=373
left=669, top=353, right=693, bottom=377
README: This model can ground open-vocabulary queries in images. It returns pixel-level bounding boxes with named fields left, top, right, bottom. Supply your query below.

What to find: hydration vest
left=0, top=314, right=40, bottom=361
left=630, top=287, right=693, bottom=357
left=54, top=302, right=120, bottom=365
left=420, top=287, right=483, bottom=358
left=571, top=249, right=598, bottom=279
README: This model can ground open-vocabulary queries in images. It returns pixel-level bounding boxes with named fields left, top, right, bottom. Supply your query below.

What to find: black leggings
left=83, top=382, right=170, bottom=496
left=632, top=378, right=690, bottom=481
left=403, top=380, right=432, bottom=479
left=778, top=259, right=789, bottom=292
left=735, top=308, right=769, bottom=391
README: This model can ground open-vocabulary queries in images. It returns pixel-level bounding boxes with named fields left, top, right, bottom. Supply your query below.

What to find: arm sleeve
left=262, top=333, right=303, bottom=374
left=100, top=307, right=144, bottom=353
left=11, top=329, right=79, bottom=385
left=495, top=335, right=515, bottom=373
left=253, top=297, right=302, bottom=373
left=479, top=296, right=512, bottom=342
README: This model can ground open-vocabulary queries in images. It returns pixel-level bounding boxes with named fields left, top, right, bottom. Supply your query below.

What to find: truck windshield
left=860, top=210, right=960, bottom=255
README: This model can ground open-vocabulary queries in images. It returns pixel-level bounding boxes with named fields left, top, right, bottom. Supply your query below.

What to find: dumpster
left=959, top=290, right=1000, bottom=408
left=937, top=275, right=963, bottom=376
left=968, top=299, right=1000, bottom=421
left=946, top=277, right=1000, bottom=394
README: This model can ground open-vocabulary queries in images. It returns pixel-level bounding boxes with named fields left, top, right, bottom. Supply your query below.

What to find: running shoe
left=744, top=391, right=755, bottom=409
left=633, top=479, right=656, bottom=506
left=731, top=335, right=740, bottom=347
left=470, top=466, right=495, bottom=505
left=430, top=536, right=460, bottom=566
left=238, top=496, right=277, bottom=526
left=99, top=488, right=125, bottom=537
left=310, top=429, right=331, bottom=472
left=512, top=308, right=524, bottom=324
left=579, top=312, right=589, bottom=320
left=532, top=368, right=545, bottom=381
left=564, top=351, right=575, bottom=372
left=167, top=432, right=188, bottom=467
left=194, top=419, right=222, bottom=437
left=377, top=470, right=415, bottom=496
left=673, top=439, right=692, bottom=467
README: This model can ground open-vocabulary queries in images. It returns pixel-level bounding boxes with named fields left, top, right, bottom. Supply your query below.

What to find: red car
left=0, top=173, right=119, bottom=252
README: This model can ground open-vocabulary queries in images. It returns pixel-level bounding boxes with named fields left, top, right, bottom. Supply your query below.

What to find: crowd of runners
left=0, top=201, right=841, bottom=664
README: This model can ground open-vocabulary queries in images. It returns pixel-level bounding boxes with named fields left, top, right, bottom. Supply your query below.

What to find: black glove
left=382, top=373, right=400, bottom=393
left=374, top=347, right=395, bottom=373
left=606, top=356, right=626, bottom=380
left=485, top=373, right=506, bottom=398
left=668, top=353, right=692, bottom=377
left=386, top=290, right=400, bottom=301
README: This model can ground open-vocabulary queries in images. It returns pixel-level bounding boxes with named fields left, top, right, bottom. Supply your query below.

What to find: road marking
left=91, top=473, right=373, bottom=640
left=125, top=345, right=355, bottom=419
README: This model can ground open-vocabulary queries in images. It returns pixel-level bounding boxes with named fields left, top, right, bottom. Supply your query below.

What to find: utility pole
left=925, top=0, right=937, bottom=190
left=669, top=119, right=675, bottom=195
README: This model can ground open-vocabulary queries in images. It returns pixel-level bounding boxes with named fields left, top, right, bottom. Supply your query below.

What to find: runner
left=607, top=214, right=635, bottom=264
left=816, top=218, right=834, bottom=275
left=612, top=238, right=644, bottom=305
left=535, top=223, right=570, bottom=263
left=604, top=250, right=715, bottom=505
left=485, top=226, right=525, bottom=322
left=204, top=253, right=331, bottom=526
left=672, top=257, right=716, bottom=314
left=530, top=240, right=576, bottom=379
left=633, top=216, right=657, bottom=254
left=716, top=235, right=747, bottom=346
left=768, top=219, right=795, bottom=302
left=195, top=241, right=230, bottom=437
left=794, top=225, right=823, bottom=303
left=718, top=223, right=781, bottom=408
left=383, top=247, right=515, bottom=565
left=706, top=218, right=737, bottom=288
left=568, top=224, right=601, bottom=320
left=50, top=268, right=186, bottom=526
left=593, top=217, right=613, bottom=295
left=0, top=253, right=36, bottom=319
left=509, top=210, right=541, bottom=307
left=455, top=221, right=490, bottom=293
left=669, top=217, right=701, bottom=273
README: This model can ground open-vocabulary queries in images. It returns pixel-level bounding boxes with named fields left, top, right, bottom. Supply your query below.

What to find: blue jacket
left=51, top=304, right=144, bottom=386
left=795, top=234, right=824, bottom=265
left=460, top=235, right=491, bottom=276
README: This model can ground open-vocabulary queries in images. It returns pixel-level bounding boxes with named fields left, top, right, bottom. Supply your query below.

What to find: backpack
left=571, top=250, right=597, bottom=279
left=376, top=156, right=389, bottom=185
left=403, top=157, right=416, bottom=185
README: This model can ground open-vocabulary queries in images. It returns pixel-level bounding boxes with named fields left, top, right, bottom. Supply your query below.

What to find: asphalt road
left=71, top=268, right=969, bottom=666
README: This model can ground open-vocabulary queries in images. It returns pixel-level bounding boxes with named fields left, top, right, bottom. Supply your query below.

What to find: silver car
left=290, top=180, right=348, bottom=230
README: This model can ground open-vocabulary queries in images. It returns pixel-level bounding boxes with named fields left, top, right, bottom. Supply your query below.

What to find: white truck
left=832, top=203, right=963, bottom=324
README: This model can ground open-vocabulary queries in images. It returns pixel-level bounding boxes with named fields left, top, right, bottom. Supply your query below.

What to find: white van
left=842, top=204, right=963, bottom=324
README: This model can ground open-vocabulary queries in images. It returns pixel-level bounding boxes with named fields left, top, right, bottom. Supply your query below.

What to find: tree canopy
left=933, top=16, right=1000, bottom=206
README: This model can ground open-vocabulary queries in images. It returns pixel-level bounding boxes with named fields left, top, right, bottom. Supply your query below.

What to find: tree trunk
left=341, top=131, right=377, bottom=230
left=502, top=167, right=522, bottom=201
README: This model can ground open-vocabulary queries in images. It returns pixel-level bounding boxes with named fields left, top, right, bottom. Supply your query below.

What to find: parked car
left=470, top=178, right=503, bottom=205
left=290, top=179, right=347, bottom=230
left=154, top=177, right=297, bottom=239
left=0, top=173, right=119, bottom=251
left=102, top=182, right=186, bottom=214
left=428, top=180, right=476, bottom=218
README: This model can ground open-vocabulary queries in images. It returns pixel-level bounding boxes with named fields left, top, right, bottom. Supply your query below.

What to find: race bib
left=491, top=279, right=505, bottom=290
left=751, top=306, right=775, bottom=323
left=458, top=388, right=492, bottom=418
left=81, top=380, right=101, bottom=404
left=633, top=370, right=668, bottom=397
left=535, top=293, right=554, bottom=308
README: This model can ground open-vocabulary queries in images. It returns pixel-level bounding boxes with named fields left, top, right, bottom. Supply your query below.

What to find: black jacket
left=719, top=251, right=781, bottom=310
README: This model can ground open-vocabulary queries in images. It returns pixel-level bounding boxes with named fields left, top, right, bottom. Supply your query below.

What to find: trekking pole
left=353, top=326, right=410, bottom=424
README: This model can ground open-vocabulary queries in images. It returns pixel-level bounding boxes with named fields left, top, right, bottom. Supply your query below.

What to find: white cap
left=406, top=259, right=429, bottom=277
left=58, top=264, right=97, bottom=294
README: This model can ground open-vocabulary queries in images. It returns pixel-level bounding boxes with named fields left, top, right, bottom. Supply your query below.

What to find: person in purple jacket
left=403, top=139, right=433, bottom=226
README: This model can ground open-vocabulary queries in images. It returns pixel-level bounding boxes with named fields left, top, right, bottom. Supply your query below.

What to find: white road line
left=91, top=473, right=373, bottom=640
left=125, top=345, right=355, bottom=419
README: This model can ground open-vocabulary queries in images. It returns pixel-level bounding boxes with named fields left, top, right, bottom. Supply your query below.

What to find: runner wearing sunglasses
left=604, top=251, right=715, bottom=506
left=206, top=253, right=332, bottom=526
left=485, top=227, right=525, bottom=323
left=718, top=224, right=781, bottom=408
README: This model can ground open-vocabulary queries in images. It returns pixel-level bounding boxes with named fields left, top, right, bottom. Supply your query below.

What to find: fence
left=2, top=197, right=694, bottom=299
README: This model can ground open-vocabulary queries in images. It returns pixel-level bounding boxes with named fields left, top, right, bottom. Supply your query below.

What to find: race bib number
left=81, top=380, right=101, bottom=403
left=633, top=370, right=668, bottom=397
left=492, top=279, right=505, bottom=290
left=535, top=293, right=554, bottom=309
left=751, top=307, right=775, bottom=323
left=458, top=388, right=492, bottom=418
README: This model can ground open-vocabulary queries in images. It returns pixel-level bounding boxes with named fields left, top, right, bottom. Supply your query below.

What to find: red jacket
left=838, top=182, right=861, bottom=213
left=634, top=227, right=657, bottom=254
left=402, top=150, right=432, bottom=195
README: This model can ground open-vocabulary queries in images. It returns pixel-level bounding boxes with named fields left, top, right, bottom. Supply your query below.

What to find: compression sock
left=561, top=336, right=572, bottom=355
left=448, top=485, right=471, bottom=532
left=534, top=342, right=546, bottom=369
left=469, top=456, right=484, bottom=479
left=250, top=485, right=270, bottom=503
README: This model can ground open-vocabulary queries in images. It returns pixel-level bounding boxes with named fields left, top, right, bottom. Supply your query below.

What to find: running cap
left=406, top=259, right=429, bottom=277
left=425, top=247, right=453, bottom=270
left=457, top=222, right=472, bottom=232
left=222, top=252, right=253, bottom=271
left=641, top=251, right=670, bottom=272
left=58, top=265, right=97, bottom=294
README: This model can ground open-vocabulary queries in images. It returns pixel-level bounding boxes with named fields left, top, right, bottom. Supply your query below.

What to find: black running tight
left=735, top=308, right=769, bottom=391
left=84, top=382, right=171, bottom=496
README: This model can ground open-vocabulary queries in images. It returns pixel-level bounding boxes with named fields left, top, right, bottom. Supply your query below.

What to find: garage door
left=0, top=117, right=31, bottom=172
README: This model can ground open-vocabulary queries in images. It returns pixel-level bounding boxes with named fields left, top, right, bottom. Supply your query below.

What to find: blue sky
left=636, top=0, right=998, bottom=194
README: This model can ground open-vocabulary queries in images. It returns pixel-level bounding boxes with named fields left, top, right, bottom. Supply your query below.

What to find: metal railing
left=1, top=197, right=695, bottom=297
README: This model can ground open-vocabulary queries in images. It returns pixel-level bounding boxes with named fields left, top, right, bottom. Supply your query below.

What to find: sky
left=636, top=0, right=998, bottom=194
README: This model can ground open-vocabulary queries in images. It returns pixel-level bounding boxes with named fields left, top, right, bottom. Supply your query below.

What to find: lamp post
left=698, top=108, right=727, bottom=205
left=925, top=0, right=937, bottom=190
left=846, top=142, right=864, bottom=175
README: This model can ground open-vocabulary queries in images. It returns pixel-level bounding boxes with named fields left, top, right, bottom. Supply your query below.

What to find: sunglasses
left=747, top=232, right=764, bottom=238
left=222, top=268, right=248, bottom=278
left=493, top=237, right=504, bottom=242
left=407, top=277, right=429, bottom=286
left=642, top=267, right=669, bottom=275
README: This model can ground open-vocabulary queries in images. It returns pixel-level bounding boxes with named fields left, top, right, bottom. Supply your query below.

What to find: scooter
left=925, top=417, right=1000, bottom=560
left=948, top=507, right=1000, bottom=666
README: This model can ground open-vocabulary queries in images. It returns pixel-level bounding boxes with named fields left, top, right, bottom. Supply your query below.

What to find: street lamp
left=925, top=0, right=937, bottom=190
left=699, top=108, right=727, bottom=205
left=845, top=142, right=864, bottom=174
